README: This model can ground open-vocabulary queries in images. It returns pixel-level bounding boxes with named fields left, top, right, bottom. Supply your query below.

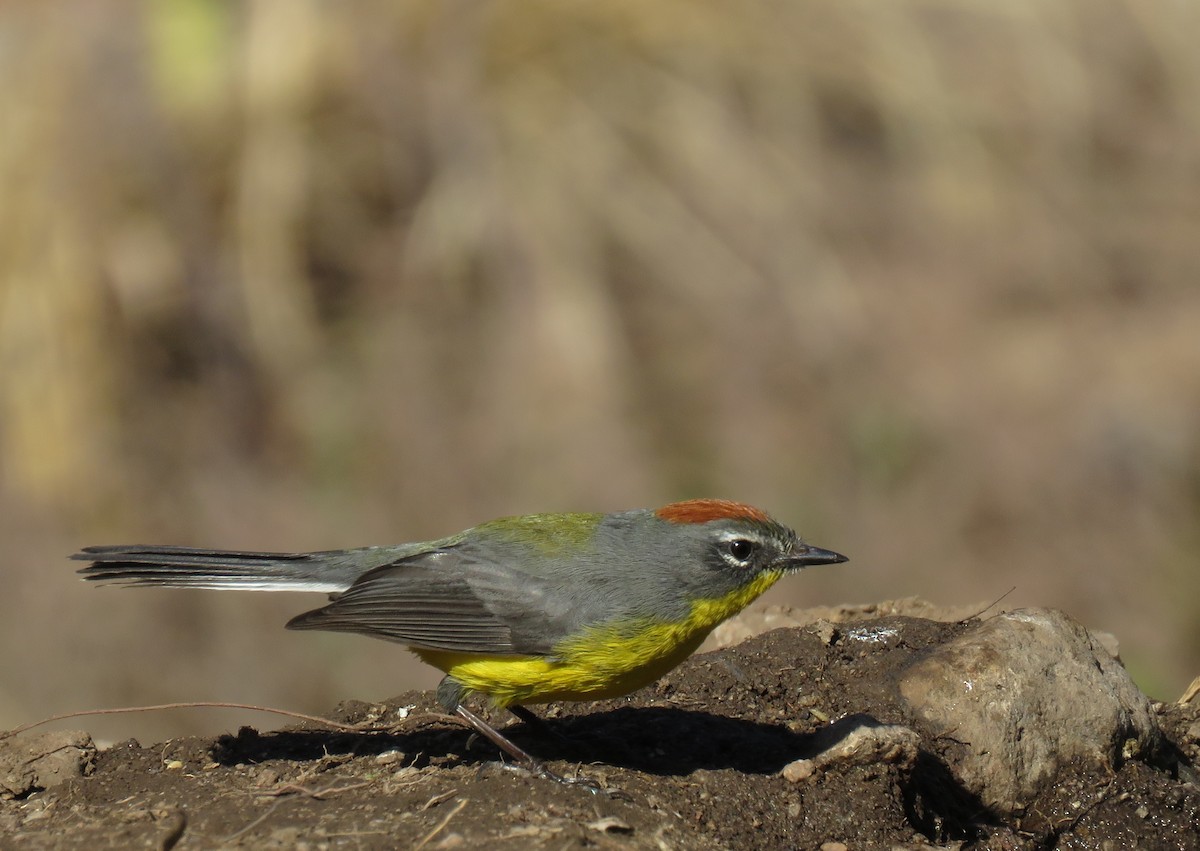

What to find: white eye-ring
left=717, top=532, right=764, bottom=568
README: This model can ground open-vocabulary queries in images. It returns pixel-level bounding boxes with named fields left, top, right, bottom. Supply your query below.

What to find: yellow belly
left=415, top=569, right=783, bottom=707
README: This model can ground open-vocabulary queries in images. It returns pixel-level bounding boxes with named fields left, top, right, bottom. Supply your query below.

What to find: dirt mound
left=4, top=608, right=1198, bottom=849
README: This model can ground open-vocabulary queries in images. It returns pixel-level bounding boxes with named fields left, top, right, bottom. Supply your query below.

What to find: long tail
left=72, top=545, right=403, bottom=593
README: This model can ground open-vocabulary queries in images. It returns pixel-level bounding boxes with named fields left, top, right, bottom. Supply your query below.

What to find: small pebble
left=781, top=759, right=816, bottom=782
left=587, top=816, right=633, bottom=834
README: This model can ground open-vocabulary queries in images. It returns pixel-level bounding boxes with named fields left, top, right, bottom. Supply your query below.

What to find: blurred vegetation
left=2, top=0, right=1198, bottom=738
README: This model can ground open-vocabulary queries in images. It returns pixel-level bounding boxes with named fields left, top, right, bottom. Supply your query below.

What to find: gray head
left=583, top=499, right=847, bottom=611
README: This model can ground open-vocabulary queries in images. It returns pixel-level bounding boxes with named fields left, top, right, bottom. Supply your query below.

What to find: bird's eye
left=728, top=539, right=756, bottom=562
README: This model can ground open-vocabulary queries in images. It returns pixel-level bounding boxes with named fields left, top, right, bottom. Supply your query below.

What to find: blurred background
left=2, top=0, right=1198, bottom=744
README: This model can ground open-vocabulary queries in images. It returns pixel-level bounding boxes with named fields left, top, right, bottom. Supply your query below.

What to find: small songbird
left=74, top=498, right=846, bottom=782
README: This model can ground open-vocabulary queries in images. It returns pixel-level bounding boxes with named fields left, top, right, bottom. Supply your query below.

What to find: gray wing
left=285, top=549, right=561, bottom=656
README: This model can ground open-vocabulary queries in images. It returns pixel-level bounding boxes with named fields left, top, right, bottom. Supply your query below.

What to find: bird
left=73, top=498, right=847, bottom=783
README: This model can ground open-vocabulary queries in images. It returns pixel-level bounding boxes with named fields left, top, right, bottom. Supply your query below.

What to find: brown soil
left=4, top=615, right=1199, bottom=850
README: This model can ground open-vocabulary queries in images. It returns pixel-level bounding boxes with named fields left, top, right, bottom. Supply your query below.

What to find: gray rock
left=0, top=730, right=95, bottom=798
left=896, top=608, right=1161, bottom=815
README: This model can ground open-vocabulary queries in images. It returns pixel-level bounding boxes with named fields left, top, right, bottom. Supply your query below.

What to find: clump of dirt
left=3, top=609, right=1199, bottom=849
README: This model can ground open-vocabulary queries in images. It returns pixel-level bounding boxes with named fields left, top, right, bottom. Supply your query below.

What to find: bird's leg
left=436, top=677, right=598, bottom=791
left=453, top=704, right=601, bottom=791
left=454, top=703, right=540, bottom=766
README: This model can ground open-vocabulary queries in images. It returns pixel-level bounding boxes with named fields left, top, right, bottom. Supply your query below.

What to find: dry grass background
left=1, top=0, right=1198, bottom=743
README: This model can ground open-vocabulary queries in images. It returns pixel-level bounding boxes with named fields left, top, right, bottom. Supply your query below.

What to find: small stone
left=781, top=759, right=816, bottom=782
left=501, top=826, right=542, bottom=839
left=821, top=842, right=848, bottom=851
left=781, top=719, right=920, bottom=782
left=164, top=760, right=184, bottom=771
left=814, top=620, right=837, bottom=646
left=254, top=766, right=284, bottom=786
left=268, top=827, right=302, bottom=845
left=22, top=804, right=53, bottom=825
left=587, top=816, right=633, bottom=834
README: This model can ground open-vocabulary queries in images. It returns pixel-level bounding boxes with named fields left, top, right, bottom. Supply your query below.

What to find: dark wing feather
left=285, top=550, right=548, bottom=655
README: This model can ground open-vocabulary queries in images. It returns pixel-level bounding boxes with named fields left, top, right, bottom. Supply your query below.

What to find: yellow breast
left=416, top=569, right=784, bottom=707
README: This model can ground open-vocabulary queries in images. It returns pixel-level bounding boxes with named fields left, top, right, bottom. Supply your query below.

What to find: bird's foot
left=494, top=760, right=625, bottom=797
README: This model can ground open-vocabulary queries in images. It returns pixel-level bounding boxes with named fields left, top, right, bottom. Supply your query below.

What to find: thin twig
left=419, top=789, right=458, bottom=811
left=224, top=798, right=288, bottom=842
left=1, top=702, right=363, bottom=738
left=1179, top=675, right=1200, bottom=705
left=412, top=798, right=468, bottom=850
left=960, top=587, right=1017, bottom=622
left=256, top=780, right=372, bottom=800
